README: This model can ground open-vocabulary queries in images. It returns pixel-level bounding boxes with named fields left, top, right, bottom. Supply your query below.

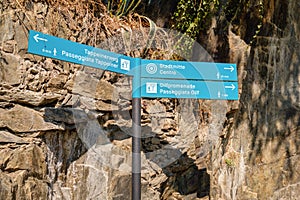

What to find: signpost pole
left=132, top=58, right=141, bottom=200
left=132, top=97, right=141, bottom=200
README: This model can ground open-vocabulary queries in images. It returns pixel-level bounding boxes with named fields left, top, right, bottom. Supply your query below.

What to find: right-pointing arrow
left=224, top=65, right=235, bottom=72
left=225, top=84, right=236, bottom=90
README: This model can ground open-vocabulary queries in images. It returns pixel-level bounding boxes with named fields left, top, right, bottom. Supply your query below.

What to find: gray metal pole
left=132, top=97, right=141, bottom=200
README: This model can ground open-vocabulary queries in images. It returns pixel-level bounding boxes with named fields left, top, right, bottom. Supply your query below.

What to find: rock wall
left=0, top=0, right=214, bottom=199
left=207, top=0, right=300, bottom=199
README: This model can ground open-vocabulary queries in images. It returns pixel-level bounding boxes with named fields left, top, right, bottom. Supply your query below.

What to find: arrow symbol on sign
left=33, top=34, right=48, bottom=43
left=225, top=84, right=236, bottom=90
left=224, top=65, right=235, bottom=72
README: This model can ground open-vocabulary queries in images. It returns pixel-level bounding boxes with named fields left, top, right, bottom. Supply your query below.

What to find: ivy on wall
left=171, top=0, right=264, bottom=48
left=170, top=0, right=219, bottom=59
left=222, top=0, right=264, bottom=43
left=172, top=0, right=219, bottom=39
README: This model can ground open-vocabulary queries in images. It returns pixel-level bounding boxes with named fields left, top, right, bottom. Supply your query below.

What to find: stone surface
left=0, top=130, right=28, bottom=143
left=5, top=144, right=46, bottom=175
left=0, top=51, right=21, bottom=85
left=0, top=86, right=61, bottom=106
left=0, top=173, right=14, bottom=200
left=71, top=70, right=117, bottom=102
left=0, top=10, right=15, bottom=42
left=0, top=105, right=62, bottom=133
left=208, top=1, right=300, bottom=200
left=0, top=143, right=48, bottom=200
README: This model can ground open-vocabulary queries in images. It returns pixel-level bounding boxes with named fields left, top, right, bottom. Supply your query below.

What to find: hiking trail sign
left=27, top=30, right=239, bottom=200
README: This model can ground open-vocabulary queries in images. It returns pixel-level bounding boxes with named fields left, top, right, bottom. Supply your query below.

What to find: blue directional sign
left=27, top=30, right=239, bottom=100
left=141, top=59, right=237, bottom=81
left=140, top=78, right=238, bottom=100
left=28, top=30, right=135, bottom=75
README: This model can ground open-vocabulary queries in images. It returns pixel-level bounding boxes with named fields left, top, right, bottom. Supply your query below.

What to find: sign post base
left=132, top=98, right=141, bottom=200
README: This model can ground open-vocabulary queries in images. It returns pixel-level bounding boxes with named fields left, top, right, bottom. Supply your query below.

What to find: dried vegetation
left=10, top=0, right=193, bottom=60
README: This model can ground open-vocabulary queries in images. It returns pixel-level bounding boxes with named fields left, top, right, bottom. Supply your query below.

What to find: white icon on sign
left=120, top=59, right=130, bottom=71
left=146, top=82, right=157, bottom=93
left=146, top=63, right=158, bottom=74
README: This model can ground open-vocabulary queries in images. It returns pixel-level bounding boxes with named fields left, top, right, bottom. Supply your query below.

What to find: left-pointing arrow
left=225, top=84, right=236, bottom=90
left=33, top=34, right=48, bottom=43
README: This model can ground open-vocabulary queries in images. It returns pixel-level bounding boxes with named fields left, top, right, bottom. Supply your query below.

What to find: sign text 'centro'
left=141, top=59, right=237, bottom=81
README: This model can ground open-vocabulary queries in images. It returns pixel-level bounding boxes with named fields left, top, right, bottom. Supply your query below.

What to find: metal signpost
left=28, top=30, right=238, bottom=200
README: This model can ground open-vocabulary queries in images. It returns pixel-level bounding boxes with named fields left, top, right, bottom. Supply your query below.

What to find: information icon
left=120, top=58, right=130, bottom=71
left=146, top=82, right=157, bottom=93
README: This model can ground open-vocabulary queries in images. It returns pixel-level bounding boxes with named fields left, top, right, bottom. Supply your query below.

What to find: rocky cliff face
left=207, top=0, right=300, bottom=199
left=0, top=0, right=299, bottom=200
